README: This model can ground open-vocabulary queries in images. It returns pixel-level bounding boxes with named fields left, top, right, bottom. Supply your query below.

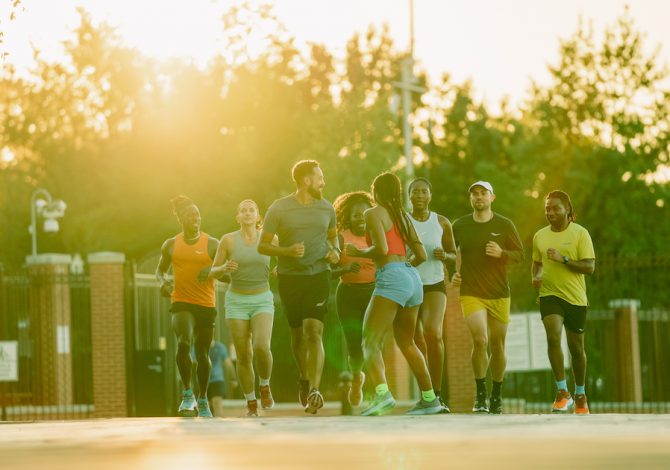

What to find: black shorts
left=539, top=295, right=587, bottom=334
left=423, top=280, right=447, bottom=295
left=277, top=271, right=331, bottom=328
left=207, top=381, right=225, bottom=400
left=170, top=302, right=217, bottom=329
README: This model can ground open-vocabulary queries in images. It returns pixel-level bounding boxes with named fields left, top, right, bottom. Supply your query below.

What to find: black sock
left=491, top=380, right=503, bottom=398
left=435, top=390, right=441, bottom=399
left=475, top=378, right=487, bottom=396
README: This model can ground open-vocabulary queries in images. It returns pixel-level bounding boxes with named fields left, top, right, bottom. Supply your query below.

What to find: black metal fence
left=0, top=267, right=93, bottom=420
left=2, top=254, right=668, bottom=420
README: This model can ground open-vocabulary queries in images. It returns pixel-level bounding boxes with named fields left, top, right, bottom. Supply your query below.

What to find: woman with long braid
left=332, top=191, right=376, bottom=407
left=345, top=172, right=442, bottom=416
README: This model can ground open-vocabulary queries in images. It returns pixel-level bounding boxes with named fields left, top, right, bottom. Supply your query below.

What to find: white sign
left=57, top=326, right=70, bottom=354
left=505, top=315, right=531, bottom=371
left=504, top=312, right=570, bottom=372
left=0, top=341, right=18, bottom=382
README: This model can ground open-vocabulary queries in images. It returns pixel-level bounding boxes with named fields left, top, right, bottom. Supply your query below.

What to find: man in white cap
left=451, top=181, right=524, bottom=414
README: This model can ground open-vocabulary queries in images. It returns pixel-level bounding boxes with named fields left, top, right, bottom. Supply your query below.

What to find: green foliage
left=0, top=6, right=668, bottom=286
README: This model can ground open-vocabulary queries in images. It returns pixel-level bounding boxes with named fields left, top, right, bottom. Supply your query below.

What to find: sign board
left=0, top=341, right=18, bottom=382
left=505, top=312, right=570, bottom=372
left=57, top=325, right=70, bottom=354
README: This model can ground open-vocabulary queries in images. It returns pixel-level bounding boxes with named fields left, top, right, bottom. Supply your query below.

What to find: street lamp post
left=29, top=188, right=67, bottom=257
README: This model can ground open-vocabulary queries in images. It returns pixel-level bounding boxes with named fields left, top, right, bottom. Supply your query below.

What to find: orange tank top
left=171, top=233, right=216, bottom=307
left=366, top=222, right=407, bottom=257
left=340, top=229, right=376, bottom=284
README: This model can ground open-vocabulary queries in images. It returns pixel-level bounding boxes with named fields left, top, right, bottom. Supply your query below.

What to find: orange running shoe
left=551, top=389, right=574, bottom=413
left=246, top=399, right=258, bottom=417
left=260, top=385, right=275, bottom=410
left=574, top=394, right=590, bottom=415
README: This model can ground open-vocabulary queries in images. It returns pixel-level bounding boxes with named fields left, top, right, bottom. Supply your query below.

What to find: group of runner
left=156, top=160, right=595, bottom=418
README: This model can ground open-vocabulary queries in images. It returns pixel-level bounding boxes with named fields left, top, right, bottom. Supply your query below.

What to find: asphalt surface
left=1, top=413, right=669, bottom=469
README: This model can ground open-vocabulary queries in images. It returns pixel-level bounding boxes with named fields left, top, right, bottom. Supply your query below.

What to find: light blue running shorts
left=224, top=289, right=275, bottom=321
left=372, top=262, right=423, bottom=308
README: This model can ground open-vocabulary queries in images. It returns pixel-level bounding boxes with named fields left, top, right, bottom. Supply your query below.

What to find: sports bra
left=366, top=222, right=406, bottom=257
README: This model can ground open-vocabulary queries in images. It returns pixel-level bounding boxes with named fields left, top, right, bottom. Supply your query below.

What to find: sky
left=1, top=0, right=669, bottom=110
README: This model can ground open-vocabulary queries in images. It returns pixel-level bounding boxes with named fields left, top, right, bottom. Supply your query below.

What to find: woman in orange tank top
left=156, top=195, right=220, bottom=418
left=345, top=172, right=442, bottom=417
left=332, top=191, right=375, bottom=408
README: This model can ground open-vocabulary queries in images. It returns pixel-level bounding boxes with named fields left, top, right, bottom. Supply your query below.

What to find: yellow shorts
left=459, top=296, right=511, bottom=324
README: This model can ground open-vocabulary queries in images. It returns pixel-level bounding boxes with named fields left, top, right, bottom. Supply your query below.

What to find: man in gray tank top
left=259, top=160, right=340, bottom=415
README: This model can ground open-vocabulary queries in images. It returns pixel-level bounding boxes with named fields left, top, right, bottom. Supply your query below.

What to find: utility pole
left=393, top=0, right=426, bottom=201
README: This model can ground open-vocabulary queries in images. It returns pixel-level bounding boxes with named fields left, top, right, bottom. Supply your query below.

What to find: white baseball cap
left=468, top=181, right=494, bottom=194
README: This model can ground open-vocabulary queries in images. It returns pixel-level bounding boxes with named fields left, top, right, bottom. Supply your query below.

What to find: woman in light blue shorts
left=345, top=172, right=443, bottom=417
left=208, top=200, right=275, bottom=417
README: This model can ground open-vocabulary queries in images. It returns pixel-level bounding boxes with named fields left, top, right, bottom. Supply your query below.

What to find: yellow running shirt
left=532, top=222, right=595, bottom=306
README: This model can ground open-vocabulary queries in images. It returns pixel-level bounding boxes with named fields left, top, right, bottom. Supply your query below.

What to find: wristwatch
left=562, top=256, right=569, bottom=264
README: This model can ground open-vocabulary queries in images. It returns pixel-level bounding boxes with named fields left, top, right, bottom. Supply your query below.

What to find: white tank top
left=409, top=212, right=445, bottom=285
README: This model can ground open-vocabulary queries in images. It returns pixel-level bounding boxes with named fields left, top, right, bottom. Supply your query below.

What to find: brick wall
left=444, top=283, right=475, bottom=412
left=89, top=252, right=127, bottom=417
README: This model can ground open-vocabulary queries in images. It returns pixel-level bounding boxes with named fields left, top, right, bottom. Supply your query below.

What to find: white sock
left=244, top=392, right=256, bottom=401
left=259, top=378, right=270, bottom=387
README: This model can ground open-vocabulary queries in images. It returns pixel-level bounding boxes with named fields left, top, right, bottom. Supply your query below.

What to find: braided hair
left=371, top=172, right=418, bottom=245
left=546, top=190, right=576, bottom=222
left=333, top=191, right=375, bottom=231
left=170, top=195, right=196, bottom=222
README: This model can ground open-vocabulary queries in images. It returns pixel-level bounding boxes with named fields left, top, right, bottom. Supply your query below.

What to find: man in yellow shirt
left=532, top=190, right=595, bottom=415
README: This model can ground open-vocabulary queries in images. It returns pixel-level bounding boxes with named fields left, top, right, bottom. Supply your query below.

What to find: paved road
left=1, top=414, right=669, bottom=469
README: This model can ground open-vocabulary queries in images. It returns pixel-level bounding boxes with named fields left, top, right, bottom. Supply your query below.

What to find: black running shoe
left=489, top=396, right=502, bottom=414
left=472, top=393, right=489, bottom=413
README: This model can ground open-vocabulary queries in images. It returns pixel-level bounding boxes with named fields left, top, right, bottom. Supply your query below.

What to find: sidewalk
left=1, top=414, right=669, bottom=469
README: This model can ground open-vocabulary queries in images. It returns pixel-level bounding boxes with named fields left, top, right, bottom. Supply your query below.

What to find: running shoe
left=489, top=396, right=503, bottom=415
left=472, top=393, right=489, bottom=413
left=260, top=385, right=275, bottom=410
left=197, top=397, right=213, bottom=418
left=361, top=391, right=396, bottom=416
left=178, top=390, right=198, bottom=417
left=439, top=396, right=451, bottom=414
left=298, top=379, right=310, bottom=407
left=348, top=371, right=365, bottom=407
left=406, top=397, right=443, bottom=415
left=305, top=388, right=324, bottom=414
left=551, top=389, right=574, bottom=413
left=574, top=394, right=590, bottom=415
left=246, top=399, right=259, bottom=417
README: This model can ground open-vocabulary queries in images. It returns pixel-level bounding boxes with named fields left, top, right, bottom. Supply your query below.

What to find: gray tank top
left=229, top=230, right=270, bottom=291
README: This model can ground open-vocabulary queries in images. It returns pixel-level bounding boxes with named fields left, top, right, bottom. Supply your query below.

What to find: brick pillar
left=26, top=254, right=73, bottom=406
left=444, top=282, right=475, bottom=412
left=89, top=252, right=127, bottom=417
left=383, top=332, right=412, bottom=400
left=609, top=298, right=642, bottom=403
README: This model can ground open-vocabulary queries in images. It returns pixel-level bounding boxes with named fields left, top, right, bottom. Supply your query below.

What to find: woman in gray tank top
left=208, top=199, right=276, bottom=417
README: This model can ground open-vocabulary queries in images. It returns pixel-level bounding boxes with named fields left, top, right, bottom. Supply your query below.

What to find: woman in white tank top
left=408, top=178, right=457, bottom=411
